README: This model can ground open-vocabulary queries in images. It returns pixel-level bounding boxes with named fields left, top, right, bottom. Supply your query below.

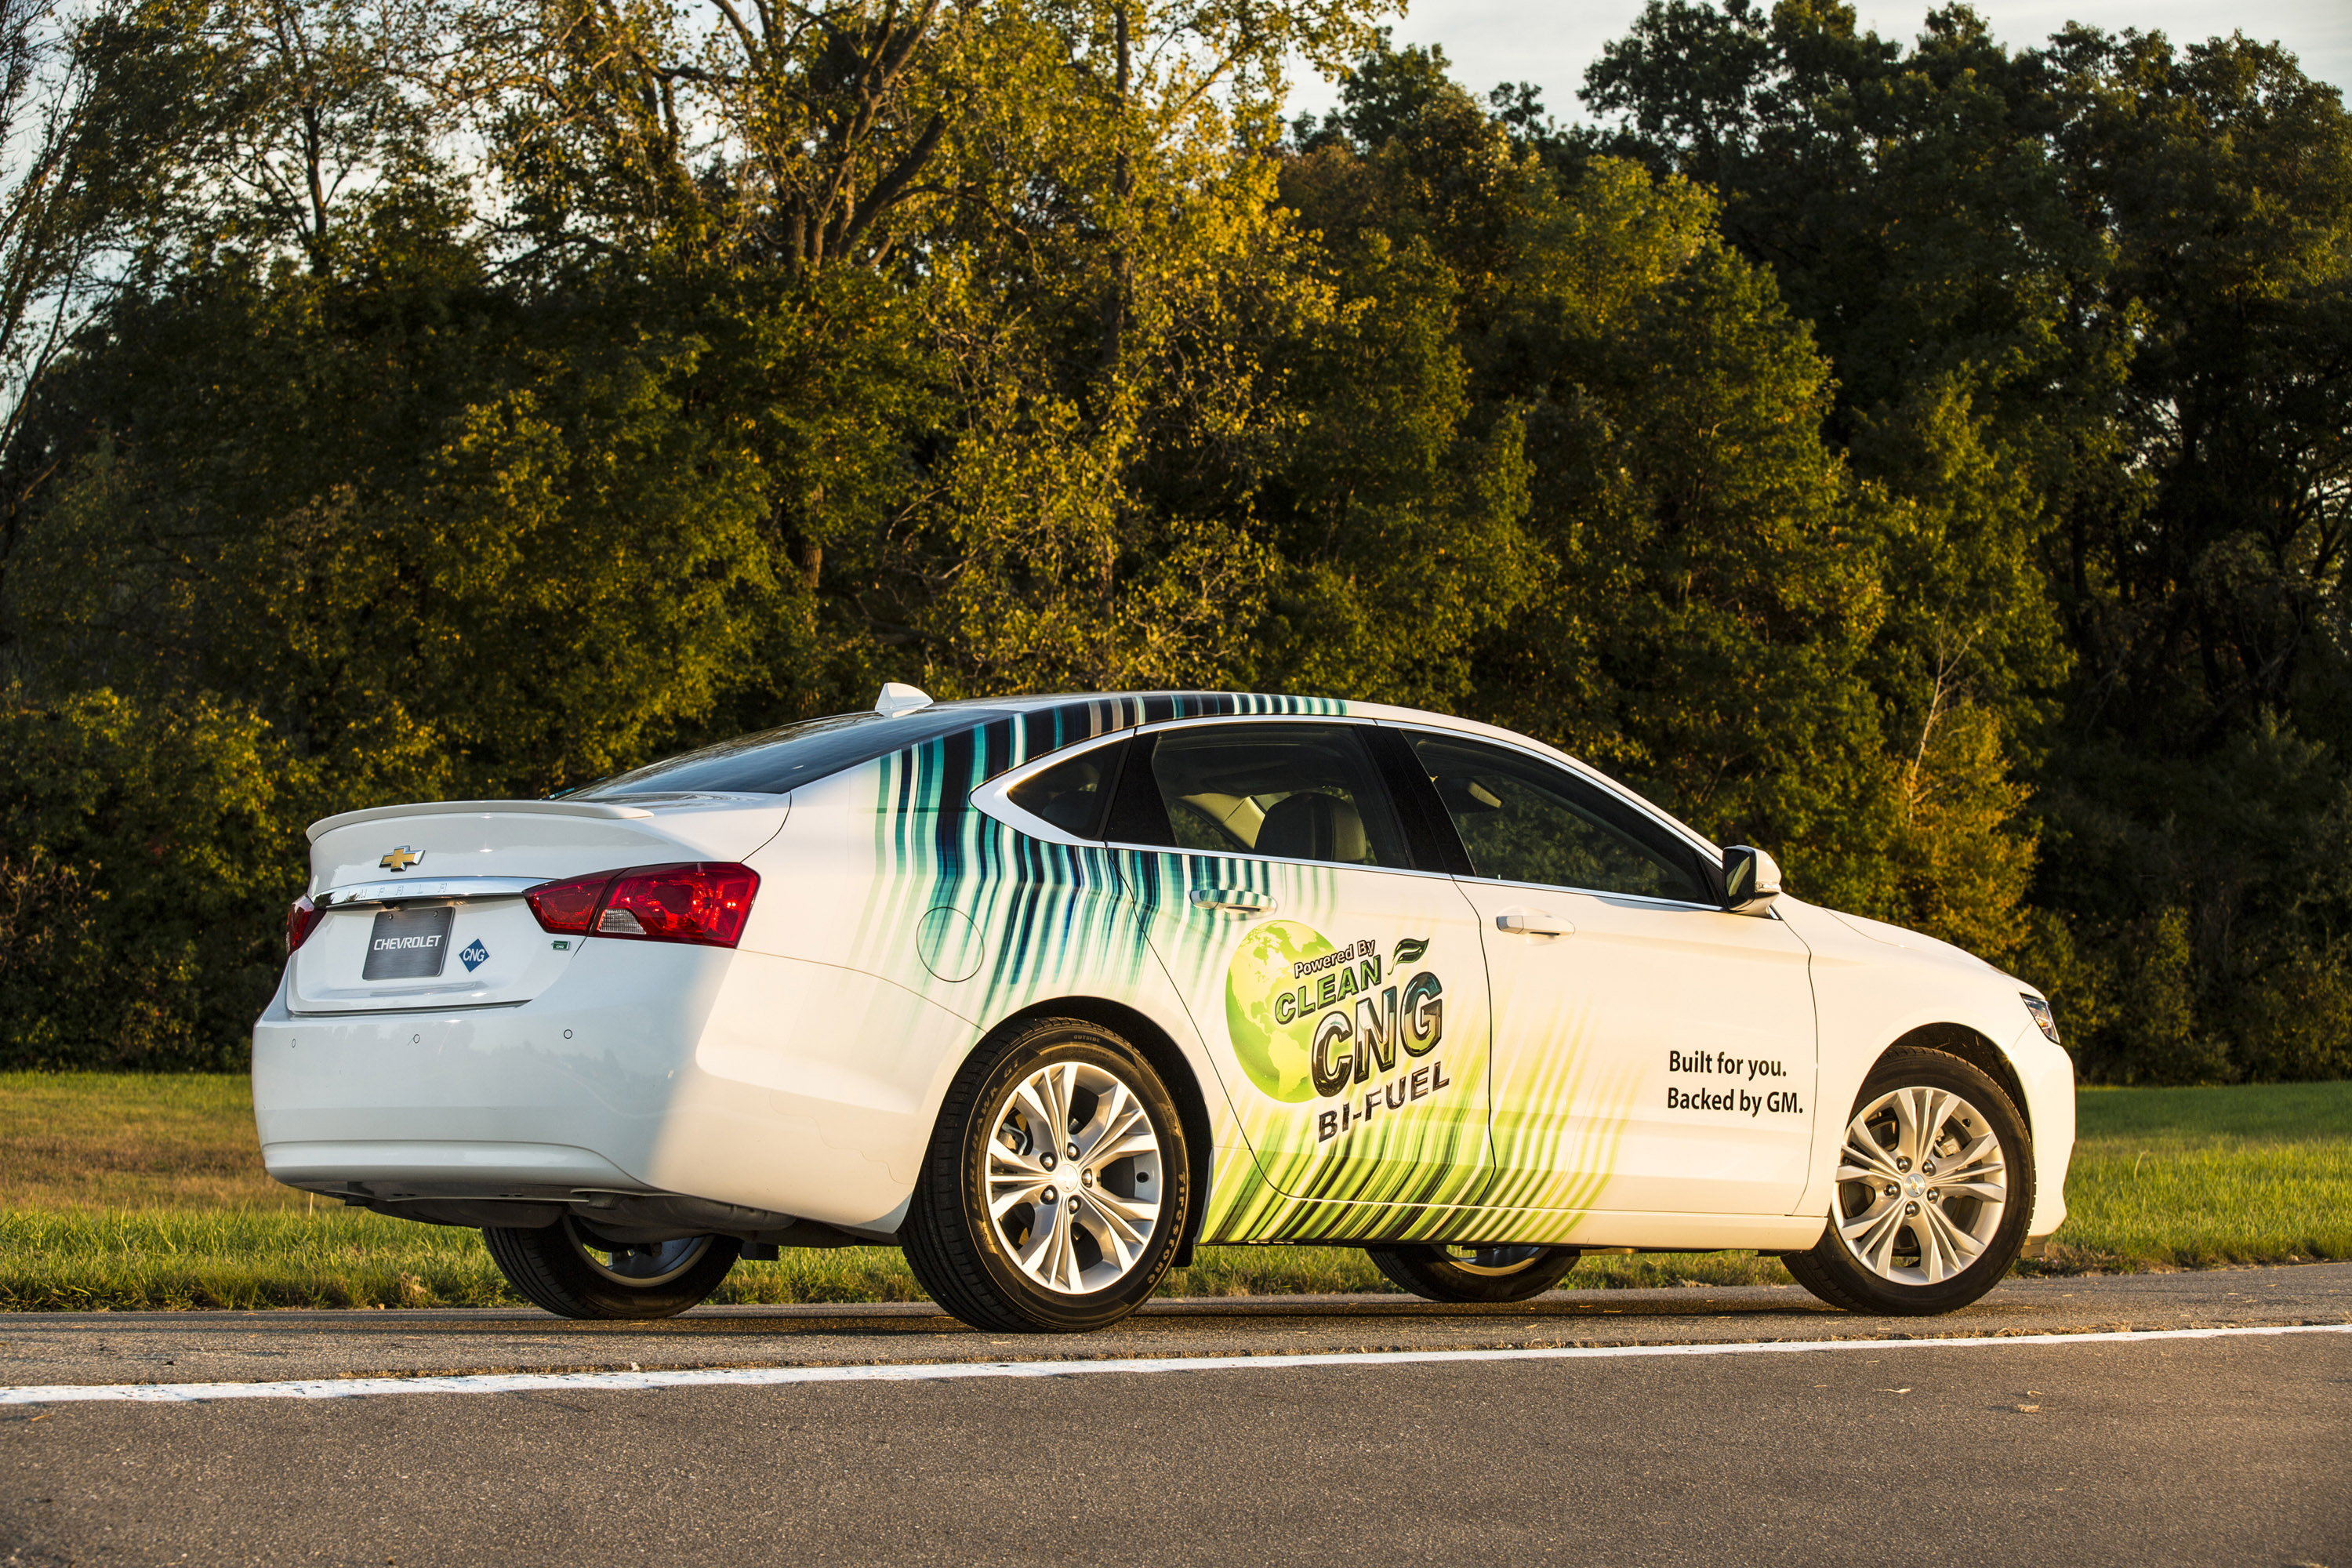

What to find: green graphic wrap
left=833, top=691, right=1645, bottom=1249
left=1223, top=920, right=1334, bottom=1103
left=1122, top=848, right=1496, bottom=1243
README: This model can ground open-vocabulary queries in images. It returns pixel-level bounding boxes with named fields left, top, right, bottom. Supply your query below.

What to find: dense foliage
left=0, top=0, right=2343, bottom=1082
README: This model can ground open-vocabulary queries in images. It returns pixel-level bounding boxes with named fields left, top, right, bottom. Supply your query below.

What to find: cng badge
left=1223, top=920, right=1447, bottom=1140
left=459, top=938, right=489, bottom=972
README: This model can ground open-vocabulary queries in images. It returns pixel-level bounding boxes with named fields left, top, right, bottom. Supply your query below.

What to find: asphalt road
left=3, top=1264, right=2348, bottom=1566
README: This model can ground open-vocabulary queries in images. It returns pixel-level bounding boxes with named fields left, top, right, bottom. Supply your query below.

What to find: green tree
left=0, top=686, right=301, bottom=1068
left=1578, top=2, right=2352, bottom=1073
left=9, top=202, right=783, bottom=799
left=1286, top=45, right=1987, bottom=935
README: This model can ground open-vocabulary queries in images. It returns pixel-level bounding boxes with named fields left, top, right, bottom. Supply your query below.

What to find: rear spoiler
left=306, top=798, right=655, bottom=843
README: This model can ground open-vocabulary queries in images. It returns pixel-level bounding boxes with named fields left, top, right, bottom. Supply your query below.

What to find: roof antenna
left=875, top=681, right=933, bottom=717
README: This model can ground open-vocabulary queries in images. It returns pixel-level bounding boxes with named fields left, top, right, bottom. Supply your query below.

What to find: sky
left=1287, top=0, right=2352, bottom=120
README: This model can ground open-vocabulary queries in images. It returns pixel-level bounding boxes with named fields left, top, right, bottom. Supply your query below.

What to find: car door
left=1401, top=728, right=1819, bottom=1217
left=1106, top=719, right=1494, bottom=1235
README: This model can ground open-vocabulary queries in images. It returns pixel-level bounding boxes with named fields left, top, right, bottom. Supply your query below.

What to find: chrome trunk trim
left=314, top=876, right=550, bottom=908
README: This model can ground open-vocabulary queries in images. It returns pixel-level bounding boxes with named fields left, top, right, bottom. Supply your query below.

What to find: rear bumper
left=260, top=1138, right=641, bottom=1192
left=252, top=938, right=982, bottom=1235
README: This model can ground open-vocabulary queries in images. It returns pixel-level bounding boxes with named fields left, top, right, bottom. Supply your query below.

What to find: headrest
left=1255, top=792, right=1368, bottom=864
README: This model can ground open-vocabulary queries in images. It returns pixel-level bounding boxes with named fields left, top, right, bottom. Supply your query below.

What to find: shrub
left=0, top=687, right=304, bottom=1069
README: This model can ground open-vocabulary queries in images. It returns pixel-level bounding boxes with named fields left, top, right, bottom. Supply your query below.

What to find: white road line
left=4, top=1322, right=2345, bottom=1406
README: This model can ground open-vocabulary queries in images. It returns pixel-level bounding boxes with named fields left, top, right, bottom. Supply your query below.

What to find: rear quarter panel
left=723, top=702, right=1256, bottom=1230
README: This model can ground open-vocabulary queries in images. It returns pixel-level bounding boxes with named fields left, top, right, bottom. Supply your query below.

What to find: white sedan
left=253, top=688, right=2073, bottom=1330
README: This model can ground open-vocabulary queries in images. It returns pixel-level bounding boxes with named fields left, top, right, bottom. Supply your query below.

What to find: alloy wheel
left=1434, top=1244, right=1551, bottom=1277
left=563, top=1218, right=717, bottom=1289
left=1832, top=1084, right=2009, bottom=1287
left=985, top=1059, right=1164, bottom=1294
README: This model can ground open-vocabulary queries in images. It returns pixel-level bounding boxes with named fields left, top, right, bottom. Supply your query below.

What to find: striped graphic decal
left=840, top=691, right=1642, bottom=1249
left=1479, top=967, right=1643, bottom=1218
left=844, top=690, right=1367, bottom=1040
left=855, top=704, right=1147, bottom=1026
left=1120, top=848, right=1501, bottom=1242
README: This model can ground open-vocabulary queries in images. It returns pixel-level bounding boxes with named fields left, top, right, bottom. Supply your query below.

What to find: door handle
left=1496, top=908, right=1570, bottom=938
left=1190, top=888, right=1277, bottom=917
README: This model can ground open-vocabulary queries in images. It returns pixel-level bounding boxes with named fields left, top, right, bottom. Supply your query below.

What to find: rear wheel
left=1782, top=1046, right=2032, bottom=1316
left=483, top=1216, right=741, bottom=1320
left=901, top=1018, right=1191, bottom=1333
left=1367, top=1244, right=1581, bottom=1304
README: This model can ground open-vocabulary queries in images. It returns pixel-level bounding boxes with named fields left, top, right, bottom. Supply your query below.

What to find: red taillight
left=525, top=873, right=612, bottom=935
left=599, top=864, right=760, bottom=946
left=525, top=863, right=759, bottom=948
left=286, top=895, right=324, bottom=953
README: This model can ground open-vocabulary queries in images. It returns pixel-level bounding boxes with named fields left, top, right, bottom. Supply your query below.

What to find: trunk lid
left=289, top=796, right=786, bottom=1014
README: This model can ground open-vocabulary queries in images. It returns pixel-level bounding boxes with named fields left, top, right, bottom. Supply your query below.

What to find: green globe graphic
left=1224, top=920, right=1335, bottom=1102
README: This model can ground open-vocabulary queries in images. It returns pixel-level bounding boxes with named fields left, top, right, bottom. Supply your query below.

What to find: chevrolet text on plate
left=256, top=687, right=2074, bottom=1331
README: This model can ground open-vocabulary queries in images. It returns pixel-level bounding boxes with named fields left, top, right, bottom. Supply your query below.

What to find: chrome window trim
left=977, top=712, right=1439, bottom=877
left=1130, top=713, right=1382, bottom=735
left=1098, top=842, right=1464, bottom=884
left=967, top=729, right=1137, bottom=848
left=970, top=710, right=1724, bottom=901
left=1381, top=721, right=1724, bottom=861
left=1450, top=872, right=1740, bottom=916
left=313, top=877, right=548, bottom=909
left=1099, top=713, right=1439, bottom=877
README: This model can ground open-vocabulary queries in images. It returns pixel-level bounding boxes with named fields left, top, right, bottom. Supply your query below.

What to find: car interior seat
left=1254, top=792, right=1370, bottom=863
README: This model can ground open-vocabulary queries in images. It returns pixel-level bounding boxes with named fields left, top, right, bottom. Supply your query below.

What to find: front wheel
left=1367, top=1244, right=1581, bottom=1304
left=483, top=1217, right=740, bottom=1320
left=1782, top=1045, right=2033, bottom=1316
left=901, top=1018, right=1192, bottom=1333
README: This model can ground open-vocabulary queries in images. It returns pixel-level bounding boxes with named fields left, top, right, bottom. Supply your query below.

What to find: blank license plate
left=362, top=906, right=455, bottom=981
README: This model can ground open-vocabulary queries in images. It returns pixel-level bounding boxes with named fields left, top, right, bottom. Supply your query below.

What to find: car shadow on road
left=95, top=1288, right=2043, bottom=1342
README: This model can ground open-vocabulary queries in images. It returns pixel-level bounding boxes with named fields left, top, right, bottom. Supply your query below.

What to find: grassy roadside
left=2, top=1073, right=2343, bottom=1310
left=2034, top=1081, right=2352, bottom=1272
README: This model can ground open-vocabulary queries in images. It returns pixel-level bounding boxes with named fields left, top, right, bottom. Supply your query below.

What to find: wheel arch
left=983, top=994, right=1217, bottom=1269
left=1875, top=1022, right=2031, bottom=1131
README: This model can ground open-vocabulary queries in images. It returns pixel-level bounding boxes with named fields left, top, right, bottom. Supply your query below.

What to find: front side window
left=1409, top=733, right=1712, bottom=903
left=1112, top=723, right=1409, bottom=869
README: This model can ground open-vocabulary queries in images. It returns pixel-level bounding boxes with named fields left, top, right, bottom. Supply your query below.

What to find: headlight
left=2021, top=993, right=2060, bottom=1044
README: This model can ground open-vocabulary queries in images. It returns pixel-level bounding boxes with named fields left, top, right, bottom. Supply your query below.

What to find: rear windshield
left=572, top=708, right=1006, bottom=799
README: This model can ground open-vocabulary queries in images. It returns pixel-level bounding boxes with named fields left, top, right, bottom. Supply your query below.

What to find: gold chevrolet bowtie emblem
left=379, top=846, right=425, bottom=872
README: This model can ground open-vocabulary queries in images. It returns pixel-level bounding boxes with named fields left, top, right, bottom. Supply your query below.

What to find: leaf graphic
left=1392, top=936, right=1431, bottom=967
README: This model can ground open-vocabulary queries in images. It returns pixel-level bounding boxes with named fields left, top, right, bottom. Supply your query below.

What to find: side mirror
left=1722, top=845, right=1782, bottom=915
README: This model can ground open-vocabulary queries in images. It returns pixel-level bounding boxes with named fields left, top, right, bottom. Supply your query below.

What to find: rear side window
left=1408, top=733, right=1712, bottom=903
left=575, top=709, right=1008, bottom=798
left=1112, top=723, right=1409, bottom=869
left=1005, top=742, right=1123, bottom=837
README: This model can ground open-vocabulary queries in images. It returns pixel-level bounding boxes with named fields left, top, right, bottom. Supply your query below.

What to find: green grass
left=3, top=1072, right=2343, bottom=1310
left=2034, top=1081, right=2352, bottom=1272
left=6, top=1207, right=1757, bottom=1312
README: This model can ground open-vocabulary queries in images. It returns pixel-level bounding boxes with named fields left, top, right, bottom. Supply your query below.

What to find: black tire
left=1783, top=1045, right=2034, bottom=1316
left=901, top=1018, right=1192, bottom=1333
left=1367, top=1244, right=1581, bottom=1304
left=482, top=1216, right=741, bottom=1320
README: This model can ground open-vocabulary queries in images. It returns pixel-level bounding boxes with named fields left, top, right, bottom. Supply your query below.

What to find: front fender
left=1781, top=901, right=2074, bottom=1243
